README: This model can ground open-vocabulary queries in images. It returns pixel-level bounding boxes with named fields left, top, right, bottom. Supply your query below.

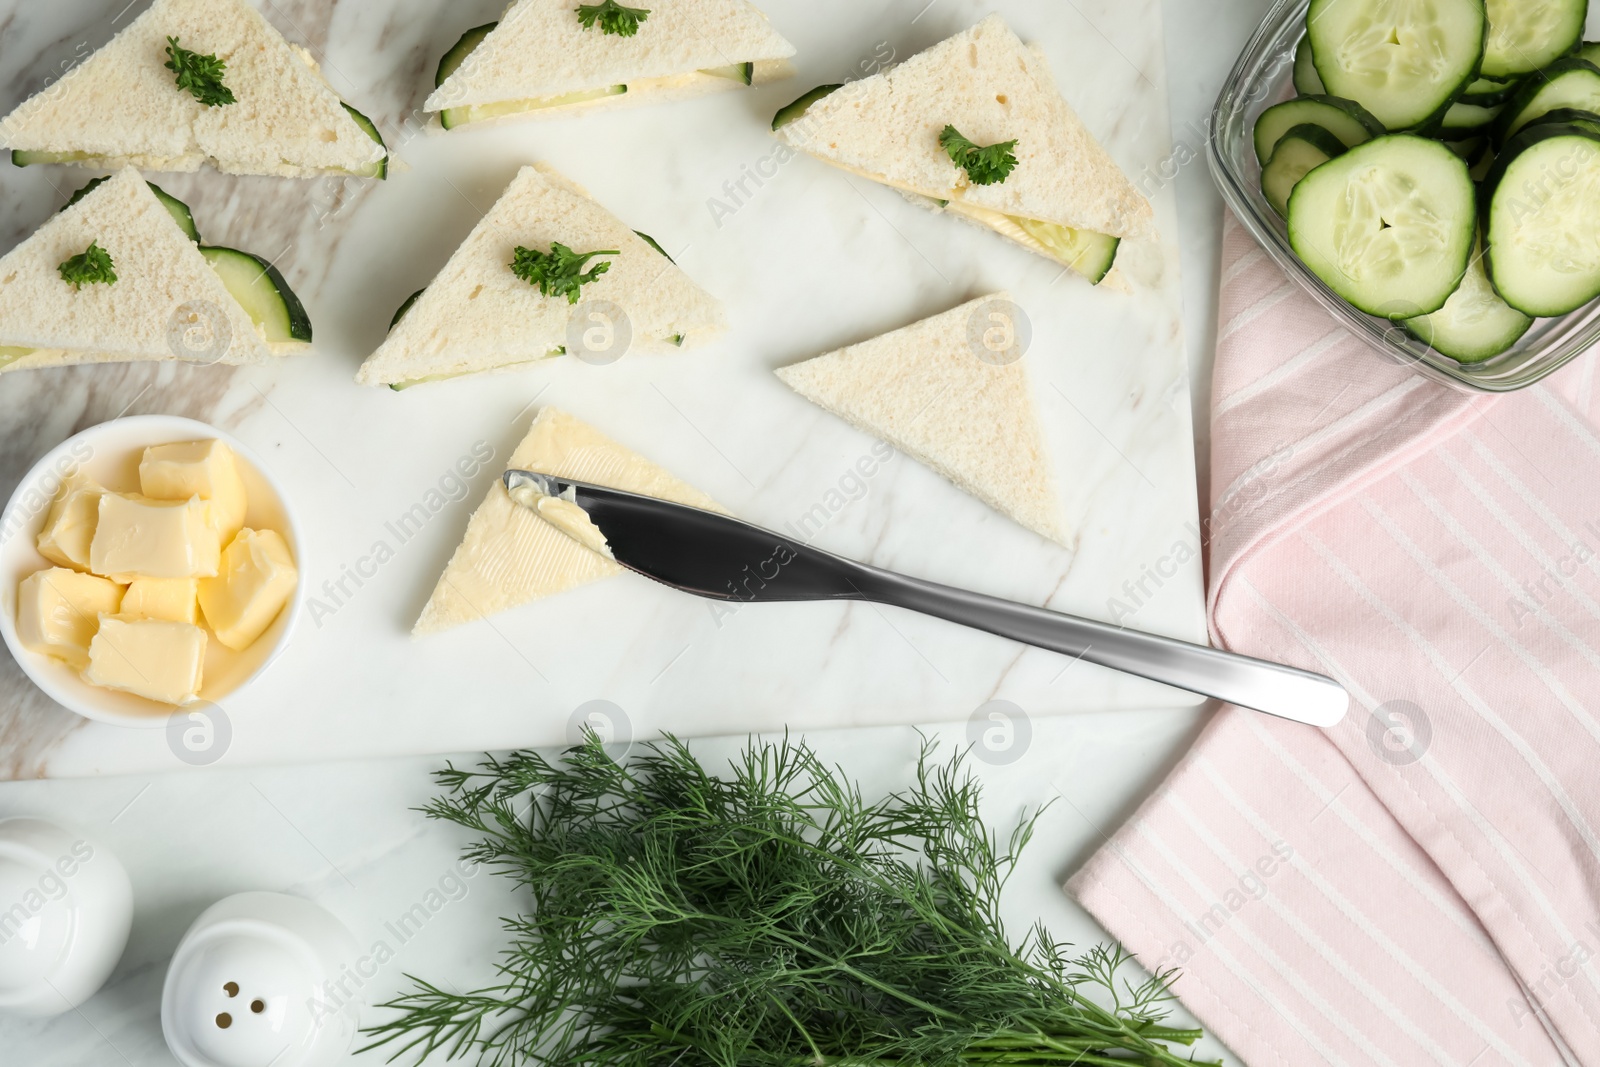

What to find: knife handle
left=851, top=566, right=1347, bottom=726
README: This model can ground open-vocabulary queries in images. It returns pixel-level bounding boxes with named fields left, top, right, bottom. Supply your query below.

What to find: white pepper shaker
left=161, top=891, right=361, bottom=1067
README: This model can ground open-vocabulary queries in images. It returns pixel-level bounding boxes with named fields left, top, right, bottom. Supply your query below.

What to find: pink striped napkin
left=1068, top=213, right=1600, bottom=1067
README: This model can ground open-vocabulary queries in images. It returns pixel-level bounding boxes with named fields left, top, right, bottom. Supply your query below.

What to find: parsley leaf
left=58, top=241, right=117, bottom=290
left=575, top=0, right=650, bottom=37
left=939, top=125, right=1019, bottom=186
left=510, top=243, right=619, bottom=303
left=164, top=36, right=236, bottom=107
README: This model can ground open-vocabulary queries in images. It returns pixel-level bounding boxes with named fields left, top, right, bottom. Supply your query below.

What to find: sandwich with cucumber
left=0, top=167, right=311, bottom=374
left=357, top=163, right=725, bottom=389
left=426, top=0, right=795, bottom=129
left=1253, top=0, right=1600, bottom=363
left=770, top=15, right=1153, bottom=287
left=0, top=0, right=386, bottom=179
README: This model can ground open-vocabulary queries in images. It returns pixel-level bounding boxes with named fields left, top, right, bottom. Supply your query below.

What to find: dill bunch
left=362, top=734, right=1214, bottom=1067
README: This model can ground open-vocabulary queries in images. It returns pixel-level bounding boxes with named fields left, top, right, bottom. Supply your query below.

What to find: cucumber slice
left=62, top=176, right=200, bottom=242
left=12, top=149, right=94, bottom=166
left=0, top=346, right=33, bottom=369
left=436, top=22, right=497, bottom=87
left=441, top=84, right=627, bottom=129
left=1484, top=121, right=1600, bottom=316
left=1289, top=134, right=1475, bottom=318
left=1439, top=100, right=1505, bottom=135
left=1460, top=74, right=1519, bottom=105
left=772, top=84, right=842, bottom=130
left=1404, top=240, right=1531, bottom=361
left=390, top=288, right=426, bottom=330
left=1262, top=123, right=1346, bottom=216
left=1512, top=106, right=1600, bottom=136
left=633, top=231, right=675, bottom=262
left=702, top=62, right=753, bottom=85
left=1253, top=96, right=1385, bottom=162
left=340, top=103, right=387, bottom=179
left=1584, top=43, right=1600, bottom=67
left=1308, top=0, right=1485, bottom=130
left=198, top=247, right=313, bottom=344
left=387, top=349, right=564, bottom=391
left=1293, top=37, right=1326, bottom=95
left=1443, top=135, right=1486, bottom=160
left=1011, top=218, right=1120, bottom=283
left=1495, top=58, right=1600, bottom=142
left=1481, top=0, right=1587, bottom=79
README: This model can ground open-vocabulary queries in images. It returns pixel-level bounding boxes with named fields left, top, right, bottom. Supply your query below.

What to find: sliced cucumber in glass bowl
left=1287, top=134, right=1476, bottom=319
left=1262, top=123, right=1347, bottom=216
left=1253, top=95, right=1385, bottom=162
left=1306, top=0, right=1485, bottom=130
left=1481, top=0, right=1587, bottom=80
left=1405, top=239, right=1533, bottom=362
left=1483, top=119, right=1600, bottom=318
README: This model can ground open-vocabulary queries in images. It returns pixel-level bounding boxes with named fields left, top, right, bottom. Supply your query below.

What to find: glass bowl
left=1208, top=0, right=1600, bottom=392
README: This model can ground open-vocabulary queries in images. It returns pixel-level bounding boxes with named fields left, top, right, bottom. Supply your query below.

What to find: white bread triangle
left=426, top=0, right=795, bottom=111
left=0, top=167, right=270, bottom=371
left=0, top=0, right=384, bottom=178
left=774, top=15, right=1152, bottom=241
left=415, top=406, right=725, bottom=634
left=357, top=163, right=726, bottom=387
left=775, top=293, right=1065, bottom=545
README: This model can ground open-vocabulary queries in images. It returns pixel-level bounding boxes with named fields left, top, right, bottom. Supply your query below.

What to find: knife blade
left=503, top=470, right=1348, bottom=727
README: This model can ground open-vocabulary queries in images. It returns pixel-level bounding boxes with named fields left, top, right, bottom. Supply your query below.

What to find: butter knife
left=503, top=471, right=1348, bottom=727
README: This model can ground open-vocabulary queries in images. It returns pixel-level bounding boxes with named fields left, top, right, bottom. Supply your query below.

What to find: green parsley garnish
left=575, top=0, right=650, bottom=37
left=940, top=124, right=1020, bottom=186
left=510, top=242, right=619, bottom=303
left=57, top=241, right=116, bottom=290
left=164, top=36, right=236, bottom=107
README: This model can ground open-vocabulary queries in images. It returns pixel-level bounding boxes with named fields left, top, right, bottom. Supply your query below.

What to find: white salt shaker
left=161, top=891, right=361, bottom=1067
left=0, top=816, right=133, bottom=1017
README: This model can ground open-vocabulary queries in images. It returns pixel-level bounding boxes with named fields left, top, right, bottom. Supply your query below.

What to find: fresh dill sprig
left=164, top=36, right=236, bottom=107
left=361, top=733, right=1216, bottom=1067
left=940, top=125, right=1020, bottom=186
left=575, top=0, right=650, bottom=37
left=510, top=242, right=618, bottom=304
left=57, top=241, right=116, bottom=290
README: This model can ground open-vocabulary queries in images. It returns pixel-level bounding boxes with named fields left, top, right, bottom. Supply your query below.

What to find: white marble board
left=0, top=0, right=1205, bottom=778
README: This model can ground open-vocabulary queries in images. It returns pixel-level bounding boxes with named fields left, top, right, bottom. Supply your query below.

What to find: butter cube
left=121, top=577, right=200, bottom=624
left=15, top=568, right=124, bottom=670
left=198, top=528, right=297, bottom=651
left=140, top=439, right=249, bottom=542
left=36, top=473, right=104, bottom=571
left=82, top=614, right=206, bottom=705
left=88, top=492, right=221, bottom=582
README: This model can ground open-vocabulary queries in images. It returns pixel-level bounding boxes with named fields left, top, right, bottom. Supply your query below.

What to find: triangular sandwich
left=426, top=0, right=796, bottom=128
left=776, top=293, right=1065, bottom=544
left=0, top=167, right=295, bottom=374
left=358, top=163, right=726, bottom=389
left=772, top=15, right=1151, bottom=285
left=0, top=0, right=386, bottom=178
left=415, top=406, right=724, bottom=634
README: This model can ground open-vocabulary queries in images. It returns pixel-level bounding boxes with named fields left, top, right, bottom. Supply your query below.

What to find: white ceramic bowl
left=0, top=415, right=304, bottom=728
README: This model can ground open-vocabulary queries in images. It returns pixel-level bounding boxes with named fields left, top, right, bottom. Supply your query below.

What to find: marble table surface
left=0, top=0, right=1207, bottom=780
left=0, top=0, right=1281, bottom=1062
